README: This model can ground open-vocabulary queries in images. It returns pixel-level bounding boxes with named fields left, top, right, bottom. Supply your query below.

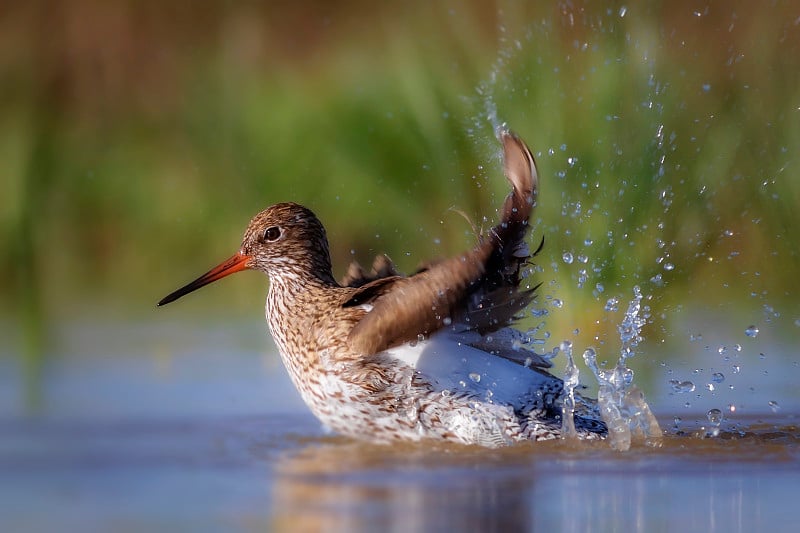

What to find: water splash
left=583, top=286, right=663, bottom=451
left=467, top=11, right=667, bottom=448
left=706, top=408, right=723, bottom=437
left=560, top=340, right=579, bottom=439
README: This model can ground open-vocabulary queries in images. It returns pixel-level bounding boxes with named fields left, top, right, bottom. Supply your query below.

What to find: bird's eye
left=263, top=226, right=281, bottom=242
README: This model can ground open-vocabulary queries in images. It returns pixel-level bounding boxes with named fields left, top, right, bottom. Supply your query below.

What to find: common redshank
left=159, top=130, right=607, bottom=446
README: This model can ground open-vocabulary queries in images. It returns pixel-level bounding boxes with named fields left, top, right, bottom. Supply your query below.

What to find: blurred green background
left=2, top=1, right=798, bottom=375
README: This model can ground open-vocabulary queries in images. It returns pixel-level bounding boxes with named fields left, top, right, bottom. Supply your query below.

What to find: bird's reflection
left=263, top=427, right=793, bottom=532
left=269, top=438, right=535, bottom=531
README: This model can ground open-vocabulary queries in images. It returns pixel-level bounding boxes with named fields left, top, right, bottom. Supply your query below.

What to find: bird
left=158, top=129, right=607, bottom=447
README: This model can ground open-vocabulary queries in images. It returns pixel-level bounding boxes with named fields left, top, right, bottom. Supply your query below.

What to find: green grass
left=1, top=1, right=798, bottom=368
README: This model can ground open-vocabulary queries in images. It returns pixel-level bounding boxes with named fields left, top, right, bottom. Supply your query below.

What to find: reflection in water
left=269, top=427, right=798, bottom=532
left=0, top=409, right=796, bottom=530
left=270, top=441, right=533, bottom=531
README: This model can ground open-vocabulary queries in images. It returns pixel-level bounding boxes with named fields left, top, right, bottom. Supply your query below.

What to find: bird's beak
left=158, top=252, right=251, bottom=306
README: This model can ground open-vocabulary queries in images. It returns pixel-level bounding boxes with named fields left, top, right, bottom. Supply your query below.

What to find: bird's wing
left=340, top=254, right=399, bottom=288
left=345, top=129, right=541, bottom=357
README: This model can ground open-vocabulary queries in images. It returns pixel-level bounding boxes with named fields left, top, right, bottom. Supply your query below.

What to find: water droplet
left=707, top=408, right=723, bottom=426
left=717, top=345, right=727, bottom=356
left=732, top=365, right=741, bottom=374
left=711, top=372, right=725, bottom=383
left=562, top=252, right=574, bottom=264
left=733, top=343, right=742, bottom=352
left=582, top=347, right=596, bottom=362
left=577, top=254, right=588, bottom=264
left=706, top=383, right=715, bottom=392
left=468, top=372, right=481, bottom=383
left=745, top=325, right=759, bottom=338
left=669, top=380, right=696, bottom=393
left=768, top=400, right=780, bottom=413
left=458, top=380, right=467, bottom=388
left=673, top=416, right=681, bottom=427
left=584, top=238, right=594, bottom=246
left=595, top=283, right=605, bottom=294
left=577, top=268, right=588, bottom=286
left=623, top=368, right=634, bottom=385
left=664, top=263, right=675, bottom=271
left=442, top=317, right=452, bottom=326
left=552, top=299, right=563, bottom=309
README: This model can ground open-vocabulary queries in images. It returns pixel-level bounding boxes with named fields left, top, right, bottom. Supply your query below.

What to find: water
left=6, top=416, right=797, bottom=532
left=559, top=340, right=579, bottom=439
left=462, top=0, right=798, bottom=459
left=571, top=287, right=662, bottom=451
left=1, top=319, right=798, bottom=531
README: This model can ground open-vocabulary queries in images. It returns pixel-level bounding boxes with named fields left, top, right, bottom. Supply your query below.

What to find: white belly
left=385, top=329, right=561, bottom=410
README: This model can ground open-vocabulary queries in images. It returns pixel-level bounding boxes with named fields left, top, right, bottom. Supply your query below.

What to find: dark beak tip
left=155, top=252, right=249, bottom=311
left=157, top=288, right=187, bottom=307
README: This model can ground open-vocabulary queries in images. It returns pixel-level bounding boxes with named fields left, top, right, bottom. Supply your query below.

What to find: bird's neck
left=264, top=267, right=340, bottom=381
left=264, top=253, right=340, bottom=331
left=267, top=264, right=339, bottom=298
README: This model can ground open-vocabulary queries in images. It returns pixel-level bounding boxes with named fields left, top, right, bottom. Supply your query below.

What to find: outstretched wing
left=345, top=129, right=540, bottom=357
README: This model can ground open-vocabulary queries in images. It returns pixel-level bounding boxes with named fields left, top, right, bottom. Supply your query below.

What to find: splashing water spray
left=560, top=340, right=580, bottom=439
left=575, top=286, right=663, bottom=450
left=469, top=12, right=664, bottom=450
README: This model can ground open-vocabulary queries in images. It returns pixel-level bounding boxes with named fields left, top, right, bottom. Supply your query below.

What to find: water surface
left=1, top=319, right=798, bottom=531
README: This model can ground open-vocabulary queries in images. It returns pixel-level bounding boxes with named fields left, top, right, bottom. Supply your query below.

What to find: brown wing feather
left=346, top=130, right=539, bottom=355
left=340, top=254, right=399, bottom=287
left=345, top=252, right=487, bottom=354
left=341, top=275, right=402, bottom=307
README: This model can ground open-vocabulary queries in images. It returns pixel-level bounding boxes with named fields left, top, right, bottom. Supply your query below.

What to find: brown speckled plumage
left=159, top=130, right=607, bottom=446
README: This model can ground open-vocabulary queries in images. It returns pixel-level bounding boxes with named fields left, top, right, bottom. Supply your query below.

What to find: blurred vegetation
left=1, top=1, right=798, bottom=359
